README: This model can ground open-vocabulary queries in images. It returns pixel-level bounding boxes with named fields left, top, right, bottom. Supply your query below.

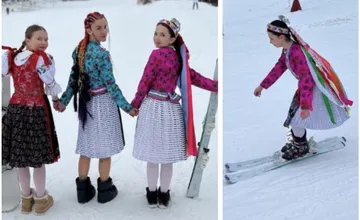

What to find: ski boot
left=281, top=130, right=310, bottom=160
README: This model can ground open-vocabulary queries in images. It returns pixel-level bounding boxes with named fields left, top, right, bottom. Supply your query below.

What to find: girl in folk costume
left=56, top=12, right=138, bottom=204
left=2, top=25, right=62, bottom=214
left=254, top=16, right=353, bottom=161
left=131, top=18, right=218, bottom=208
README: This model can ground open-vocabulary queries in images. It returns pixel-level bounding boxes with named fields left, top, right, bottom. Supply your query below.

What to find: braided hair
left=15, top=25, right=46, bottom=56
left=2, top=25, right=46, bottom=73
left=71, top=12, right=106, bottom=129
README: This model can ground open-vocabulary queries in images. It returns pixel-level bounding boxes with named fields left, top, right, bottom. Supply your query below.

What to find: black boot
left=281, top=129, right=298, bottom=153
left=281, top=142, right=293, bottom=153
left=281, top=130, right=309, bottom=152
left=76, top=177, right=96, bottom=204
left=282, top=130, right=309, bottom=160
left=146, top=187, right=158, bottom=208
left=97, top=177, right=118, bottom=204
left=158, top=187, right=170, bottom=209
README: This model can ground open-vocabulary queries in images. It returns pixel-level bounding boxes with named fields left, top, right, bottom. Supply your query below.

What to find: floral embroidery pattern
left=60, top=42, right=133, bottom=113
left=131, top=47, right=218, bottom=109
left=260, top=43, right=315, bottom=110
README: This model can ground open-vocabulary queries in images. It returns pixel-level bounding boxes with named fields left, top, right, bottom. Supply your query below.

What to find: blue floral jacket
left=60, top=41, right=133, bottom=113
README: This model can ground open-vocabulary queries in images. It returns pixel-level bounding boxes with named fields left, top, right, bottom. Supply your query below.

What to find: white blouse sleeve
left=36, top=55, right=62, bottom=97
left=2, top=52, right=10, bottom=77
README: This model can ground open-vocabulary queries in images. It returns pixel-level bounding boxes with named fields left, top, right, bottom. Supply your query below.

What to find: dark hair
left=158, top=23, right=183, bottom=76
left=13, top=24, right=46, bottom=57
left=71, top=12, right=105, bottom=129
left=268, top=20, right=300, bottom=44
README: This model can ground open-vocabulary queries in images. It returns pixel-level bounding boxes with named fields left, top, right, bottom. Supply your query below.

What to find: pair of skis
left=224, top=136, right=347, bottom=184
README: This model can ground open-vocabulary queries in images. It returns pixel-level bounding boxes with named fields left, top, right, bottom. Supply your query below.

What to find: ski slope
left=223, top=0, right=358, bottom=219
left=2, top=0, right=218, bottom=219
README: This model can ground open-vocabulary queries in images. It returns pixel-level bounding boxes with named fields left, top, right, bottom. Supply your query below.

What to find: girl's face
left=87, top=18, right=108, bottom=42
left=153, top=24, right=176, bottom=48
left=267, top=31, right=285, bottom=48
left=25, top=30, right=48, bottom=51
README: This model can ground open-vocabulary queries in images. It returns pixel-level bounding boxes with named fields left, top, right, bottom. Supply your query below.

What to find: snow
left=223, top=0, right=358, bottom=219
left=2, top=0, right=218, bottom=219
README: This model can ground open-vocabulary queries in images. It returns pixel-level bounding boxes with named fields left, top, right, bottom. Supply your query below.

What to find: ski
left=186, top=59, right=218, bottom=198
left=224, top=136, right=346, bottom=184
left=225, top=153, right=277, bottom=172
left=224, top=136, right=341, bottom=172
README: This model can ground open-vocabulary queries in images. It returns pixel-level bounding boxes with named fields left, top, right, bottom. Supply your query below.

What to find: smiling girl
left=2, top=25, right=62, bottom=215
left=131, top=18, right=218, bottom=208
left=57, top=12, right=137, bottom=204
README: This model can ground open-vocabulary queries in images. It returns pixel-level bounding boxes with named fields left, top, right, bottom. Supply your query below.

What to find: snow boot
left=76, top=177, right=96, bottom=204
left=158, top=187, right=170, bottom=209
left=97, top=177, right=118, bottom=203
left=20, top=188, right=35, bottom=214
left=146, top=187, right=158, bottom=208
left=33, top=191, right=54, bottom=215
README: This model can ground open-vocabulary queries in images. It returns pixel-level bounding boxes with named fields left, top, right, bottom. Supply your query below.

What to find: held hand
left=254, top=86, right=264, bottom=97
left=129, top=108, right=139, bottom=117
left=53, top=100, right=66, bottom=113
left=300, top=109, right=310, bottom=119
left=52, top=99, right=59, bottom=111
left=57, top=102, right=66, bottom=112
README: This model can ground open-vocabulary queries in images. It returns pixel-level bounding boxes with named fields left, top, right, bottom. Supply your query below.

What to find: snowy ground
left=2, top=0, right=218, bottom=219
left=223, top=0, right=358, bottom=219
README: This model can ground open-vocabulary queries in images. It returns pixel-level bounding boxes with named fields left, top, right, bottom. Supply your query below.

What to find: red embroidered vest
left=9, top=54, right=46, bottom=107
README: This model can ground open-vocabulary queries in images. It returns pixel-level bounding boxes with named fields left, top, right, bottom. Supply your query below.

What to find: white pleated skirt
left=76, top=93, right=125, bottom=158
left=289, top=86, right=350, bottom=129
left=133, top=97, right=187, bottom=164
